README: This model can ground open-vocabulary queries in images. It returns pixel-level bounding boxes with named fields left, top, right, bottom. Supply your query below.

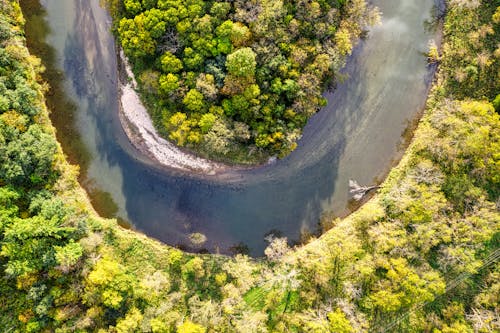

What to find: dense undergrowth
left=0, top=0, right=499, bottom=332
left=110, top=0, right=378, bottom=163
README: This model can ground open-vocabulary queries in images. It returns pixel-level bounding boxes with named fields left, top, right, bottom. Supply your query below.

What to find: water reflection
left=21, top=0, right=441, bottom=255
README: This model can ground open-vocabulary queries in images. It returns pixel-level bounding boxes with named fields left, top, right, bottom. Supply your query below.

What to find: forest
left=111, top=0, right=378, bottom=162
left=0, top=0, right=499, bottom=332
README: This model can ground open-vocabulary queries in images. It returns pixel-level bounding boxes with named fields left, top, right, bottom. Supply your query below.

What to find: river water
left=21, top=0, right=441, bottom=255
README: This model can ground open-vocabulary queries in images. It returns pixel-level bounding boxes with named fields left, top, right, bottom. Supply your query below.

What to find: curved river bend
left=22, top=0, right=441, bottom=255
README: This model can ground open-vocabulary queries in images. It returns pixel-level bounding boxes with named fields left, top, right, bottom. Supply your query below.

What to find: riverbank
left=62, top=0, right=446, bottom=255
left=4, top=0, right=499, bottom=331
left=110, top=0, right=380, bottom=167
left=117, top=49, right=231, bottom=175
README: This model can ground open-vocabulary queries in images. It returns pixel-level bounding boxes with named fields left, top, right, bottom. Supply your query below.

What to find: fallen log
left=349, top=179, right=380, bottom=201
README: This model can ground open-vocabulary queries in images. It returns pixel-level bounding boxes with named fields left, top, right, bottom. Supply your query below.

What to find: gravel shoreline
left=116, top=50, right=230, bottom=176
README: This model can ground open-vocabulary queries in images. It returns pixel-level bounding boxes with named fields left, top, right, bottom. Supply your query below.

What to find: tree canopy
left=1, top=0, right=499, bottom=332
left=115, top=0, right=377, bottom=162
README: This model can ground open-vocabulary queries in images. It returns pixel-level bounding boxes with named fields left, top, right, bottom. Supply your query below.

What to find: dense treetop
left=0, top=0, right=499, bottom=332
left=114, top=0, right=377, bottom=162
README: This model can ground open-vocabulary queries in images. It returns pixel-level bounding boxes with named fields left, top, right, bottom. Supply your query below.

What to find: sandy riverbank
left=117, top=50, right=231, bottom=175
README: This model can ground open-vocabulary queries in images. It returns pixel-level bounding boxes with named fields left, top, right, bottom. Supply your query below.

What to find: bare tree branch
left=349, top=179, right=379, bottom=201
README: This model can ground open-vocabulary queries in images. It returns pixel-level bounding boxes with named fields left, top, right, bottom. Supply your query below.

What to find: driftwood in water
left=349, top=179, right=379, bottom=201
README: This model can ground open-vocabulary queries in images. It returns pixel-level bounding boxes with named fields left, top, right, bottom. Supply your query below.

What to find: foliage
left=1, top=0, right=499, bottom=332
left=441, top=0, right=500, bottom=101
left=225, top=47, right=256, bottom=77
left=0, top=2, right=87, bottom=331
left=113, top=0, right=377, bottom=162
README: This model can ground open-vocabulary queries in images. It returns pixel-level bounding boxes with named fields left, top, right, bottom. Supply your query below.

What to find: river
left=21, top=0, right=441, bottom=255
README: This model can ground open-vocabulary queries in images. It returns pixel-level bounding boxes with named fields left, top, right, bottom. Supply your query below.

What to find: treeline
left=0, top=0, right=499, bottom=332
left=0, top=0, right=88, bottom=331
left=112, top=0, right=378, bottom=162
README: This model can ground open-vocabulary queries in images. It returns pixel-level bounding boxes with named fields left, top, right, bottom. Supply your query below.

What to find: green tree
left=183, top=47, right=205, bottom=70
left=141, top=0, right=157, bottom=10
left=0, top=187, right=19, bottom=229
left=210, top=2, right=231, bottom=20
left=369, top=258, right=445, bottom=314
left=166, top=112, right=190, bottom=146
left=1, top=208, right=76, bottom=277
left=142, top=9, right=167, bottom=39
left=177, top=320, right=206, bottom=333
left=161, top=52, right=183, bottom=73
left=230, top=22, right=251, bottom=46
left=198, top=113, right=216, bottom=133
left=226, top=47, right=256, bottom=77
left=124, top=0, right=142, bottom=16
left=85, top=257, right=136, bottom=310
left=203, top=119, right=234, bottom=154
left=196, top=73, right=218, bottom=100
left=327, top=309, right=353, bottom=333
left=118, top=17, right=155, bottom=58
left=335, top=28, right=352, bottom=56
left=0, top=125, right=57, bottom=186
left=492, top=94, right=500, bottom=112
left=159, top=73, right=180, bottom=95
left=115, top=308, right=143, bottom=333
left=183, top=89, right=205, bottom=112
left=54, top=240, right=83, bottom=273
